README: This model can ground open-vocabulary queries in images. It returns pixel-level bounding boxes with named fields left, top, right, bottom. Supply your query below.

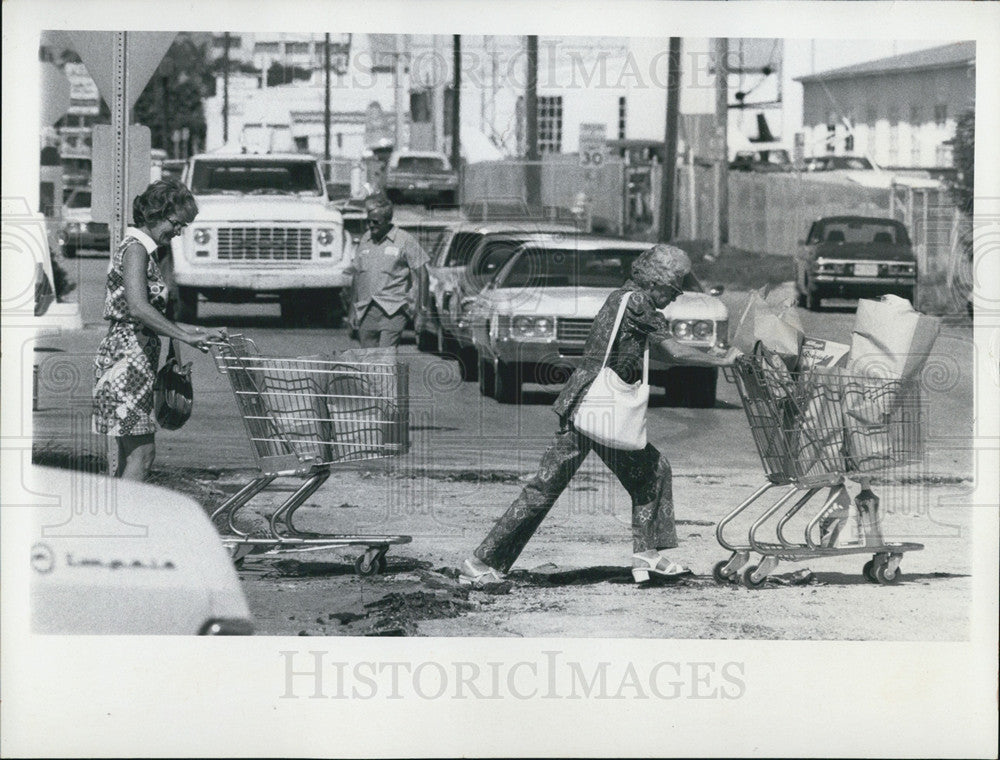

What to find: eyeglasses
left=664, top=282, right=684, bottom=298
left=167, top=217, right=188, bottom=233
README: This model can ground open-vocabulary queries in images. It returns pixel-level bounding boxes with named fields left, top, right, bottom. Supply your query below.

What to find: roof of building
left=795, top=41, right=975, bottom=83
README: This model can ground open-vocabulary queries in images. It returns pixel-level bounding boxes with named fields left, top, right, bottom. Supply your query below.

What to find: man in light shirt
left=347, top=192, right=428, bottom=348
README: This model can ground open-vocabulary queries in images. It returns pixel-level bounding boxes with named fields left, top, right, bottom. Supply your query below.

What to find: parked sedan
left=468, top=239, right=729, bottom=406
left=795, top=215, right=917, bottom=310
left=28, top=466, right=253, bottom=635
left=58, top=187, right=110, bottom=257
left=414, top=220, right=579, bottom=357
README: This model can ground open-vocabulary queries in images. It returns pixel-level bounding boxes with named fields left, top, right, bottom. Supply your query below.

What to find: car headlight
left=316, top=228, right=334, bottom=246
left=509, top=315, right=555, bottom=341
left=692, top=320, right=714, bottom=340
left=193, top=228, right=211, bottom=245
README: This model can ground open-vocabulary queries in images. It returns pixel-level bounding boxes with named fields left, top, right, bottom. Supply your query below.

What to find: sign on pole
left=578, top=122, right=607, bottom=168
left=66, top=31, right=176, bottom=111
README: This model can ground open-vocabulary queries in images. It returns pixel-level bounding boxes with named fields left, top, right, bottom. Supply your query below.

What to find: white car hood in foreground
left=481, top=286, right=728, bottom=321
left=192, top=195, right=343, bottom=224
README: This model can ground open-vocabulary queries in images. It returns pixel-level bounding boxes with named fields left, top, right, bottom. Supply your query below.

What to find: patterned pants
left=474, top=424, right=678, bottom=573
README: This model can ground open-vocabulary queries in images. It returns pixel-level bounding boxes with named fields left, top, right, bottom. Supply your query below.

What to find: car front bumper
left=812, top=274, right=916, bottom=298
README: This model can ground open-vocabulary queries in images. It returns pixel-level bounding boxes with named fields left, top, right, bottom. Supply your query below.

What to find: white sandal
left=458, top=557, right=507, bottom=587
left=631, top=551, right=692, bottom=583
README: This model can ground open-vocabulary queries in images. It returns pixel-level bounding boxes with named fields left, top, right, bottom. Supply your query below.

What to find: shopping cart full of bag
left=714, top=350, right=924, bottom=589
left=208, top=333, right=411, bottom=575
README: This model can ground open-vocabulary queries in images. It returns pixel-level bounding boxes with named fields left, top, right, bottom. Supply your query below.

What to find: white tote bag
left=572, top=292, right=649, bottom=450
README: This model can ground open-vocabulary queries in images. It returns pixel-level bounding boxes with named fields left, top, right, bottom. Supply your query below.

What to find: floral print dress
left=92, top=229, right=168, bottom=437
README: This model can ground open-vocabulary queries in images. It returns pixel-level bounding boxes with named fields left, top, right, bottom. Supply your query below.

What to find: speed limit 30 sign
left=579, top=122, right=607, bottom=167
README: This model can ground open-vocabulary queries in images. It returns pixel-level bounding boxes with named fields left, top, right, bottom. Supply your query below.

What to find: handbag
left=154, top=339, right=193, bottom=430
left=572, top=292, right=649, bottom=450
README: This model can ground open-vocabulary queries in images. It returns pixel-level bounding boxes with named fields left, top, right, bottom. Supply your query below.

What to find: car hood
left=813, top=242, right=915, bottom=262
left=191, top=195, right=343, bottom=224
left=481, top=286, right=727, bottom=320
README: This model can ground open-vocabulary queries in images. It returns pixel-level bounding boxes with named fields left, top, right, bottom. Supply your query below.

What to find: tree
left=951, top=107, right=974, bottom=215
left=133, top=33, right=213, bottom=157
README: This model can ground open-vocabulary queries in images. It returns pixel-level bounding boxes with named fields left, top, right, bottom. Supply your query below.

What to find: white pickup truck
left=166, top=151, right=351, bottom=325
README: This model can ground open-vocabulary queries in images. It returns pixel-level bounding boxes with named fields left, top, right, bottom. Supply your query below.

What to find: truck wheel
left=280, top=294, right=304, bottom=326
left=175, top=287, right=198, bottom=323
left=804, top=278, right=820, bottom=311
left=478, top=353, right=495, bottom=398
left=494, top=360, right=521, bottom=404
left=416, top=328, right=435, bottom=353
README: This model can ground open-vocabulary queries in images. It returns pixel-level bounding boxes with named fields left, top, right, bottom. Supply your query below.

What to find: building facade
left=795, top=41, right=975, bottom=168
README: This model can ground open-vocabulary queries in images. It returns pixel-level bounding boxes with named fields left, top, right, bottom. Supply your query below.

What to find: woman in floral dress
left=93, top=179, right=218, bottom=480
left=460, top=245, right=741, bottom=586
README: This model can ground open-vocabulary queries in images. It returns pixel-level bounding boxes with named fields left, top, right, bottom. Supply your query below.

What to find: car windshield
left=442, top=231, right=486, bottom=266
left=65, top=190, right=92, bottom=208
left=394, top=156, right=449, bottom=173
left=189, top=160, right=323, bottom=195
left=499, top=248, right=644, bottom=289
left=819, top=220, right=905, bottom=245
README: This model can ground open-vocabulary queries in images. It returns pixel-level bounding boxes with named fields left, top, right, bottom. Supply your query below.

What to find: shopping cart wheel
left=741, top=565, right=768, bottom=589
left=873, top=561, right=902, bottom=586
left=712, top=560, right=736, bottom=585
left=862, top=559, right=879, bottom=583
left=354, top=548, right=388, bottom=577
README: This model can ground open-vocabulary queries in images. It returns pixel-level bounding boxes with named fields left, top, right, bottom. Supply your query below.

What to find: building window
left=936, top=143, right=953, bottom=167
left=537, top=96, right=563, bottom=154
left=286, top=42, right=310, bottom=56
left=294, top=136, right=309, bottom=153
left=909, top=105, right=921, bottom=126
left=934, top=104, right=948, bottom=126
left=910, top=123, right=922, bottom=165
left=254, top=42, right=280, bottom=54
left=214, top=35, right=241, bottom=49
left=618, top=96, right=627, bottom=141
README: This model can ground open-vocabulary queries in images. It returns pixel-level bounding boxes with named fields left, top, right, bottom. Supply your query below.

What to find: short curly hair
left=132, top=178, right=198, bottom=227
left=630, top=243, right=691, bottom=291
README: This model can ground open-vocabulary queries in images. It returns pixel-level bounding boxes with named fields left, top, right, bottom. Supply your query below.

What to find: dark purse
left=154, top=339, right=193, bottom=430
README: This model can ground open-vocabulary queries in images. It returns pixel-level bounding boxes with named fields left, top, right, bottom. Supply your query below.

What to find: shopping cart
left=208, top=334, right=411, bottom=575
left=715, top=350, right=924, bottom=588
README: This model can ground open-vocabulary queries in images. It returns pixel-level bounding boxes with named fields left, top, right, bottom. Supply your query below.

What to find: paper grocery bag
left=733, top=288, right=804, bottom=363
left=848, top=295, right=941, bottom=381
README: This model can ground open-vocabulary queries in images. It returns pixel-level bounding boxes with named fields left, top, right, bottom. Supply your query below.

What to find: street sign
left=579, top=122, right=607, bottom=167
left=90, top=125, right=151, bottom=224
left=67, top=31, right=176, bottom=110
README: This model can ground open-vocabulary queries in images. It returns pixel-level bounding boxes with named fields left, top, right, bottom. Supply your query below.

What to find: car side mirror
left=709, top=285, right=725, bottom=297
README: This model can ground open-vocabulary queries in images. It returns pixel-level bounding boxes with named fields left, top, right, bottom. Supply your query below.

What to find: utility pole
left=324, top=33, right=331, bottom=162
left=432, top=35, right=445, bottom=153
left=222, top=32, right=230, bottom=143
left=713, top=36, right=730, bottom=257
left=394, top=35, right=407, bottom=151
left=451, top=35, right=461, bottom=174
left=658, top=37, right=681, bottom=242
left=110, top=32, right=129, bottom=257
left=525, top=35, right=541, bottom=210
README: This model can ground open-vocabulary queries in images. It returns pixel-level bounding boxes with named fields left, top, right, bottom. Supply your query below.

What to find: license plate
left=855, top=263, right=878, bottom=277
left=416, top=181, right=431, bottom=188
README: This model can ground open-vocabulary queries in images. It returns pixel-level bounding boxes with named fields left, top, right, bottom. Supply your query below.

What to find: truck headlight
left=672, top=320, right=692, bottom=339
left=193, top=228, right=211, bottom=245
left=692, top=320, right=714, bottom=340
left=509, top=315, right=555, bottom=341
left=316, top=228, right=334, bottom=246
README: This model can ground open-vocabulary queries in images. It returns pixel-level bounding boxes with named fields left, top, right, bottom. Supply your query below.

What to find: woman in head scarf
left=460, top=244, right=740, bottom=586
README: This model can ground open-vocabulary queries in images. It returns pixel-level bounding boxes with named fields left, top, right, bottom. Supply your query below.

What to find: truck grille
left=557, top=318, right=592, bottom=343
left=216, top=227, right=313, bottom=260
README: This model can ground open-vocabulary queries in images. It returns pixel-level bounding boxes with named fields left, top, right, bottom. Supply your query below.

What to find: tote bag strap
left=599, top=291, right=633, bottom=368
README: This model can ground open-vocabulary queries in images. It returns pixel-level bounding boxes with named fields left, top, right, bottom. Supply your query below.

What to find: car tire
left=458, top=346, right=478, bottom=382
left=436, top=324, right=455, bottom=355
left=686, top=367, right=719, bottom=409
left=804, top=280, right=820, bottom=311
left=478, top=353, right=495, bottom=398
left=280, top=293, right=304, bottom=326
left=494, top=360, right=521, bottom=404
left=175, top=286, right=198, bottom=323
left=900, top=287, right=915, bottom=306
left=63, top=246, right=77, bottom=259
left=416, top=328, right=435, bottom=353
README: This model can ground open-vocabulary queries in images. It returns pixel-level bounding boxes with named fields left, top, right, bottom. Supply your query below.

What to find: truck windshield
left=190, top=160, right=323, bottom=195
left=394, top=156, right=450, bottom=173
